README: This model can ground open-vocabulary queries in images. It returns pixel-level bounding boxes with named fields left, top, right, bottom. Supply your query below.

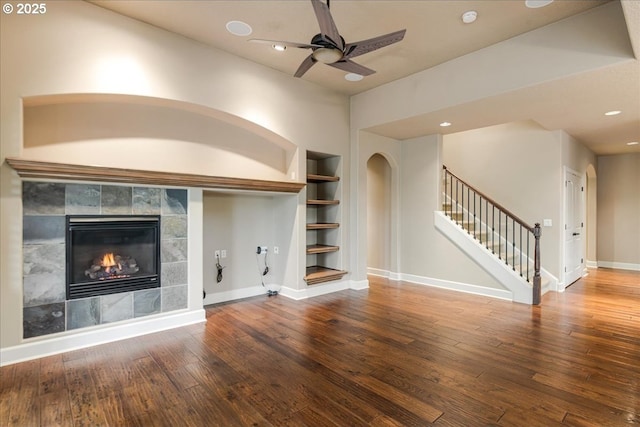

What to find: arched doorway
left=366, top=153, right=392, bottom=275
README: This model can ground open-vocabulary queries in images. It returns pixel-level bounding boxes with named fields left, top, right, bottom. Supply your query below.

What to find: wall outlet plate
left=543, top=219, right=552, bottom=227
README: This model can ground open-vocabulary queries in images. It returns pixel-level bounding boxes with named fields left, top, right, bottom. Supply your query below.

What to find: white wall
left=23, top=102, right=292, bottom=182
left=1, top=0, right=350, bottom=356
left=203, top=192, right=297, bottom=303
left=400, top=135, right=504, bottom=290
left=597, top=153, right=640, bottom=270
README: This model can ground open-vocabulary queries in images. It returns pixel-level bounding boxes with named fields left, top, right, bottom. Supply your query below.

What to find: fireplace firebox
left=66, top=215, right=161, bottom=299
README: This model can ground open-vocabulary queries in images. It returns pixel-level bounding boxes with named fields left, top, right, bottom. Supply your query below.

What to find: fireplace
left=66, top=215, right=161, bottom=299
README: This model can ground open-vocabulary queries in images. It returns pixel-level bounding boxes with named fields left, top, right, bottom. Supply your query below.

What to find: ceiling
left=90, top=0, right=639, bottom=155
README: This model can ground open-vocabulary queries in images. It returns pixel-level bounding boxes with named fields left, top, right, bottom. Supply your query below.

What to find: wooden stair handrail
left=443, top=165, right=534, bottom=233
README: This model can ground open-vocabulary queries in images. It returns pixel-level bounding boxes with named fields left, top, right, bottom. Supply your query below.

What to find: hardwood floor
left=1, top=268, right=639, bottom=426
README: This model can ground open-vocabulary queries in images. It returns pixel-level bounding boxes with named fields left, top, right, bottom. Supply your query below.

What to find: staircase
left=437, top=166, right=542, bottom=305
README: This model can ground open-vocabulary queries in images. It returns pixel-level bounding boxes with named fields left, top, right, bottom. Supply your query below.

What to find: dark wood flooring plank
left=39, top=388, right=73, bottom=427
left=5, top=360, right=39, bottom=427
left=1, top=268, right=639, bottom=426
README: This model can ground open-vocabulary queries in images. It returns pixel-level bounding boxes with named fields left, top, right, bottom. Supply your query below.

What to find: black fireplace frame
left=65, top=215, right=161, bottom=300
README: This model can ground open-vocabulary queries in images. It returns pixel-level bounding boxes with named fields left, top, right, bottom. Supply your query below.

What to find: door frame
left=561, top=166, right=586, bottom=291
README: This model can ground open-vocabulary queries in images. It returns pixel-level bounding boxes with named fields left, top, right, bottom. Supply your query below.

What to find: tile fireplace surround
left=22, top=182, right=188, bottom=339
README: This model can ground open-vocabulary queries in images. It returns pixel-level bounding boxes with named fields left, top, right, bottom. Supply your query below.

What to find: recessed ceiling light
left=345, top=73, right=363, bottom=82
left=226, top=20, right=252, bottom=37
left=525, top=0, right=554, bottom=8
left=605, top=110, right=622, bottom=116
left=462, top=11, right=477, bottom=24
left=272, top=44, right=286, bottom=52
left=627, top=141, right=639, bottom=146
left=440, top=122, right=452, bottom=127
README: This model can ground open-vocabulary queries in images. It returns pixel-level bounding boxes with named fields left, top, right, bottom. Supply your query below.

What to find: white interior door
left=564, top=171, right=584, bottom=286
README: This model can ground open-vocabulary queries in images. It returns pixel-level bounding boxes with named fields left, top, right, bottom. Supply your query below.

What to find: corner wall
left=597, top=153, right=640, bottom=270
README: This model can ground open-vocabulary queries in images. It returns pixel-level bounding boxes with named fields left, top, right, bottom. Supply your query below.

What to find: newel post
left=532, top=223, right=542, bottom=305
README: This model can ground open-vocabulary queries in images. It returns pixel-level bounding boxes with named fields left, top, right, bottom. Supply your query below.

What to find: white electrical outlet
left=543, top=219, right=552, bottom=227
left=221, top=250, right=227, bottom=258
left=214, top=250, right=220, bottom=259
left=274, top=246, right=279, bottom=254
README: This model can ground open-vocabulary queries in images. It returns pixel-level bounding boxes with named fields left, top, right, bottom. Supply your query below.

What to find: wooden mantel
left=5, top=158, right=305, bottom=194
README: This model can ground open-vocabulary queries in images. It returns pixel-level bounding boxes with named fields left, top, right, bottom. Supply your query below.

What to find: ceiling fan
left=250, top=0, right=406, bottom=78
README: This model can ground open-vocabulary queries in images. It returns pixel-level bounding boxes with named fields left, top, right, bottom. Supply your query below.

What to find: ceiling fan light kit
left=312, top=47, right=343, bottom=64
left=249, top=0, right=406, bottom=78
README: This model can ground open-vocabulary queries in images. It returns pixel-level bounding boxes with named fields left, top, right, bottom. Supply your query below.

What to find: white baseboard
left=368, top=265, right=513, bottom=301
left=367, top=267, right=390, bottom=278
left=350, top=279, right=370, bottom=290
left=203, top=285, right=271, bottom=305
left=586, top=260, right=598, bottom=269
left=0, top=309, right=206, bottom=367
left=367, top=268, right=402, bottom=281
left=399, top=273, right=513, bottom=301
left=596, top=261, right=640, bottom=272
left=279, top=279, right=369, bottom=300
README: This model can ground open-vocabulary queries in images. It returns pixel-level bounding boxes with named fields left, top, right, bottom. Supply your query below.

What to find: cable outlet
left=274, top=246, right=279, bottom=254
left=256, top=246, right=268, bottom=254
left=214, top=250, right=220, bottom=259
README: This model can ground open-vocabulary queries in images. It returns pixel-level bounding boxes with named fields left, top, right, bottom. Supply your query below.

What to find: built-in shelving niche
left=304, top=151, right=347, bottom=285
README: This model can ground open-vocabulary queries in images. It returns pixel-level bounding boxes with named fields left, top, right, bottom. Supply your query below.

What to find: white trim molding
left=279, top=279, right=369, bottom=300
left=399, top=273, right=513, bottom=301
left=0, top=309, right=206, bottom=367
left=596, top=261, right=640, bottom=272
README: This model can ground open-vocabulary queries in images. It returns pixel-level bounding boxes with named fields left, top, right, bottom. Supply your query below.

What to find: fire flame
left=102, top=253, right=116, bottom=268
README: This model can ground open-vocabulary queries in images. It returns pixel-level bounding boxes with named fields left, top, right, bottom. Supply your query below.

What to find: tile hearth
left=22, top=182, right=189, bottom=339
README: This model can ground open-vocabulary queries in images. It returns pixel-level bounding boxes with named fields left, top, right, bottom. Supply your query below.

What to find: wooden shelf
left=305, top=151, right=346, bottom=285
left=5, top=157, right=306, bottom=194
left=307, top=174, right=340, bottom=183
left=306, top=244, right=339, bottom=254
left=307, top=223, right=339, bottom=230
left=307, top=199, right=340, bottom=206
left=304, top=266, right=348, bottom=285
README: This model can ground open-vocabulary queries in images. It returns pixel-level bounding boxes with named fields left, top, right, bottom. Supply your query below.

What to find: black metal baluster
left=492, top=205, right=495, bottom=253
left=498, top=211, right=502, bottom=261
left=519, top=224, right=523, bottom=277
left=512, top=218, right=516, bottom=271
left=527, top=231, right=530, bottom=282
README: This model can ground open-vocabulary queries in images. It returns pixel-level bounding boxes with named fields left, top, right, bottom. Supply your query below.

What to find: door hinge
left=581, top=258, right=584, bottom=263
left=564, top=267, right=567, bottom=272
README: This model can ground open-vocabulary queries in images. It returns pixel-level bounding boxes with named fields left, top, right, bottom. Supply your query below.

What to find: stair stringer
left=434, top=211, right=533, bottom=304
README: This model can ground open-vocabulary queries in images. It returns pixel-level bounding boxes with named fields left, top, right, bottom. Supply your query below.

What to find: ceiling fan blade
left=344, top=29, right=406, bottom=59
left=328, top=59, right=375, bottom=76
left=310, top=0, right=344, bottom=50
left=249, top=39, right=321, bottom=49
left=294, top=54, right=318, bottom=78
